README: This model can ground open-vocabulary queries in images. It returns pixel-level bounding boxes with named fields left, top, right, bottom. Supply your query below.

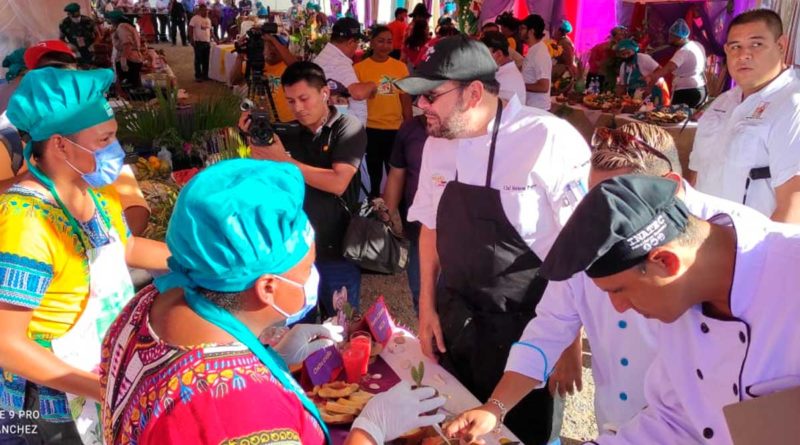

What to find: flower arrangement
left=456, top=0, right=482, bottom=35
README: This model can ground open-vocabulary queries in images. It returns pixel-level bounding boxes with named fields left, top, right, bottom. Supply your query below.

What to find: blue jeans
left=405, top=224, right=420, bottom=314
left=296, top=259, right=361, bottom=324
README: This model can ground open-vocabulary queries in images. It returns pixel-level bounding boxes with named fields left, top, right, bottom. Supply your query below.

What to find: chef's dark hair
left=394, top=7, right=407, bottom=19
left=281, top=61, right=327, bottom=90
left=481, top=31, right=510, bottom=57
left=522, top=14, right=546, bottom=39
left=728, top=9, right=783, bottom=39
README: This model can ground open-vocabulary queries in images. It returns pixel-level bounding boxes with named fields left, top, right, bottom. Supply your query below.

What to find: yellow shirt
left=354, top=57, right=409, bottom=130
left=265, top=61, right=294, bottom=123
left=0, top=185, right=130, bottom=341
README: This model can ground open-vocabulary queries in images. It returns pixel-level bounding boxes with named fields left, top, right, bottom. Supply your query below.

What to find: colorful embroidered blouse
left=101, top=286, right=326, bottom=445
left=0, top=184, right=130, bottom=422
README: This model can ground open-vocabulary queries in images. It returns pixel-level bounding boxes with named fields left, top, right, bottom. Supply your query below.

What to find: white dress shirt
left=689, top=68, right=800, bottom=217
left=408, top=95, right=589, bottom=260
left=589, top=209, right=800, bottom=445
left=669, top=40, right=706, bottom=91
left=521, top=39, right=553, bottom=110
left=496, top=60, right=526, bottom=102
left=313, top=43, right=368, bottom=126
left=507, top=181, right=762, bottom=433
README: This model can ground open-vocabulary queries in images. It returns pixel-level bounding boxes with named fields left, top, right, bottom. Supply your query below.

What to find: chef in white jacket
left=446, top=123, right=765, bottom=439
left=534, top=175, right=800, bottom=445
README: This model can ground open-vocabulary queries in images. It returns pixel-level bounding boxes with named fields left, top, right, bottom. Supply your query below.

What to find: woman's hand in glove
left=351, top=381, right=446, bottom=444
left=272, top=322, right=343, bottom=365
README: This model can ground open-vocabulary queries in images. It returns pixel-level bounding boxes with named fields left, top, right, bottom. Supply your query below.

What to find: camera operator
left=242, top=61, right=366, bottom=321
left=230, top=31, right=296, bottom=122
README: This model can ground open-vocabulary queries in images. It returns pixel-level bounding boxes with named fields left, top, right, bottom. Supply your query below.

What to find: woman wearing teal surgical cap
left=0, top=67, right=169, bottom=444
left=645, top=18, right=708, bottom=108
left=100, top=158, right=446, bottom=445
left=553, top=19, right=577, bottom=79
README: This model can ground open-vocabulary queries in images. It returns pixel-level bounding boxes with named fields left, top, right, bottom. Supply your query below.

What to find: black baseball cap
left=394, top=35, right=498, bottom=95
left=332, top=17, right=365, bottom=40
left=539, top=175, right=691, bottom=281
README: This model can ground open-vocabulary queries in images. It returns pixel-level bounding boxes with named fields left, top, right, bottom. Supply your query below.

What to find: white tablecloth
left=381, top=330, right=521, bottom=444
left=208, top=44, right=238, bottom=85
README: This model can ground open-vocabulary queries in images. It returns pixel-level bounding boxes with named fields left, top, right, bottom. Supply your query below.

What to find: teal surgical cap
left=670, top=18, right=690, bottom=39
left=560, top=20, right=573, bottom=33
left=615, top=38, right=639, bottom=53
left=154, top=159, right=315, bottom=294
left=6, top=67, right=114, bottom=141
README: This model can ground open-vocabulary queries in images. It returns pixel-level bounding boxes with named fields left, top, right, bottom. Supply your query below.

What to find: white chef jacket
left=587, top=210, right=800, bottom=445
left=689, top=68, right=800, bottom=217
left=669, top=40, right=706, bottom=91
left=506, top=181, right=762, bottom=434
left=407, top=95, right=589, bottom=260
left=496, top=61, right=526, bottom=103
left=313, top=43, right=368, bottom=126
left=522, top=40, right=553, bottom=111
left=618, top=53, right=660, bottom=87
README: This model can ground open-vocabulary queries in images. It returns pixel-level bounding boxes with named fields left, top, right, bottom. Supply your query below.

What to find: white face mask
left=334, top=104, right=348, bottom=115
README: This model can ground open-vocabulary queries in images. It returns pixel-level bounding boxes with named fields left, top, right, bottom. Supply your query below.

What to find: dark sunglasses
left=590, top=127, right=674, bottom=172
left=416, top=85, right=461, bottom=106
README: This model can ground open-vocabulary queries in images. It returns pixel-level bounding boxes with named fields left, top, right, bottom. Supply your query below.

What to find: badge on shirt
left=749, top=102, right=770, bottom=120
left=432, top=174, right=447, bottom=187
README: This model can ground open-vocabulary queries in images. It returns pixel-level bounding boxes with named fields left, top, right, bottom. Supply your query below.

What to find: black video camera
left=234, top=23, right=280, bottom=76
left=240, top=99, right=300, bottom=147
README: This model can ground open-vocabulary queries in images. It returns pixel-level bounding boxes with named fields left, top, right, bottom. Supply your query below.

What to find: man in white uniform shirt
left=518, top=174, right=800, bottom=445
left=519, top=14, right=552, bottom=110
left=313, top=17, right=377, bottom=127
left=396, top=35, right=589, bottom=445
left=446, top=123, right=768, bottom=442
left=647, top=18, right=707, bottom=108
left=688, top=9, right=800, bottom=222
left=481, top=31, right=526, bottom=102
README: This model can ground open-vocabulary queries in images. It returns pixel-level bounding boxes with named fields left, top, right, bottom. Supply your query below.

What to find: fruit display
left=133, top=155, right=172, bottom=181
left=633, top=104, right=691, bottom=125
left=582, top=92, right=622, bottom=111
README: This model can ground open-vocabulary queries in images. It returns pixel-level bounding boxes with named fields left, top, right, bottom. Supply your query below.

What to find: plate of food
left=308, top=381, right=374, bottom=425
left=633, top=104, right=692, bottom=126
left=582, top=92, right=622, bottom=111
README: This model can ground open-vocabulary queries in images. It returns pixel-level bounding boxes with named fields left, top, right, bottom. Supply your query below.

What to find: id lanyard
left=183, top=288, right=332, bottom=444
left=23, top=143, right=112, bottom=252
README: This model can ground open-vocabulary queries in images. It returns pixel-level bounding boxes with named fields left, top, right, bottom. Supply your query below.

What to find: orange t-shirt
left=387, top=20, right=408, bottom=51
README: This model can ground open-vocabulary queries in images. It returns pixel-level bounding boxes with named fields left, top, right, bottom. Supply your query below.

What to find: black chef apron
left=435, top=100, right=554, bottom=445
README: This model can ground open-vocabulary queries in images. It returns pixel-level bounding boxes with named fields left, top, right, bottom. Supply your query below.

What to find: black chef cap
left=540, top=175, right=690, bottom=281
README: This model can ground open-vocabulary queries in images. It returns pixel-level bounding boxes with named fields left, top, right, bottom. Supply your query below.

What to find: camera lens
left=240, top=99, right=255, bottom=112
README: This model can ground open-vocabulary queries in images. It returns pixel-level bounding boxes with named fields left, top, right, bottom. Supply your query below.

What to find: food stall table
left=550, top=99, right=617, bottom=142
left=209, top=44, right=238, bottom=85
left=326, top=329, right=521, bottom=445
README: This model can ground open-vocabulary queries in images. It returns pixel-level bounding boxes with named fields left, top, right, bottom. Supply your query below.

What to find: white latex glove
left=119, top=58, right=129, bottom=72
left=272, top=322, right=344, bottom=365
left=352, top=381, right=446, bottom=444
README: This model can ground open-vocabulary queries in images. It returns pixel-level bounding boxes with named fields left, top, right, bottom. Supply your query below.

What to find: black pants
left=115, top=60, right=143, bottom=88
left=157, top=14, right=169, bottom=39
left=672, top=86, right=707, bottom=108
left=365, top=128, right=398, bottom=196
left=170, top=20, right=186, bottom=45
left=193, top=41, right=211, bottom=79
left=0, top=382, right=82, bottom=445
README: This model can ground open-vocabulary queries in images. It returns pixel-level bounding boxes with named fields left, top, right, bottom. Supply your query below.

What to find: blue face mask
left=65, top=139, right=126, bottom=188
left=271, top=266, right=319, bottom=325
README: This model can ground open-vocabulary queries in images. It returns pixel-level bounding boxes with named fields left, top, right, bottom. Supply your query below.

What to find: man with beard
left=396, top=35, right=590, bottom=445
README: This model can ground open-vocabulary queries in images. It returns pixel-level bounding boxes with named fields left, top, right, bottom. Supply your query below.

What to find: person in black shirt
left=169, top=0, right=188, bottom=46
left=245, top=61, right=367, bottom=321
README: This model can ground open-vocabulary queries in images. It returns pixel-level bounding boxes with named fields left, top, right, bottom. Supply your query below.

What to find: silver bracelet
left=486, top=398, right=507, bottom=433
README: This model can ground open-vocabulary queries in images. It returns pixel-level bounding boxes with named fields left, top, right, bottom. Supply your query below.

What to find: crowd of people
left=0, top=3, right=799, bottom=445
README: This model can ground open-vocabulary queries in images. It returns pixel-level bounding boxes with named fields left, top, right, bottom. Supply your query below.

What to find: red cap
left=24, top=40, right=75, bottom=70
